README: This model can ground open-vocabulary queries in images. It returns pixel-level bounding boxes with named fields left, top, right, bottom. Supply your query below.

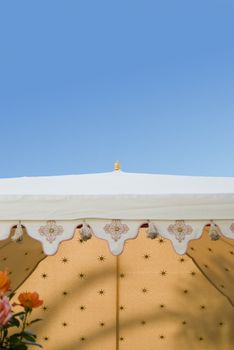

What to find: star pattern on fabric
left=158, top=238, right=165, bottom=244
left=98, top=255, right=106, bottom=262
left=143, top=253, right=150, bottom=260
left=160, top=270, right=167, bottom=276
left=79, top=273, right=86, bottom=279
left=179, top=257, right=186, bottom=263
left=9, top=220, right=234, bottom=349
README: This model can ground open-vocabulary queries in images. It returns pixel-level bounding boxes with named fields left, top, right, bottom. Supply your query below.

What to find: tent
left=0, top=164, right=234, bottom=349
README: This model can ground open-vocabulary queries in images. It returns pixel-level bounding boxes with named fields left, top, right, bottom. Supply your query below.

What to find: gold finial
left=114, top=160, right=121, bottom=171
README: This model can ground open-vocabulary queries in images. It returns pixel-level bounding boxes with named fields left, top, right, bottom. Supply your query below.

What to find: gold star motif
left=160, top=270, right=167, bottom=276
left=61, top=257, right=69, bottom=263
left=158, top=238, right=165, bottom=244
left=142, top=288, right=148, bottom=293
left=79, top=273, right=86, bottom=279
left=42, top=306, right=48, bottom=311
left=41, top=273, right=48, bottom=279
left=120, top=273, right=125, bottom=278
left=80, top=305, right=86, bottom=311
left=179, top=257, right=185, bottom=263
left=63, top=291, right=68, bottom=296
left=159, top=304, right=165, bottom=309
left=62, top=322, right=68, bottom=327
left=199, top=337, right=204, bottom=341
left=44, top=337, right=49, bottom=341
left=200, top=305, right=205, bottom=310
left=141, top=320, right=146, bottom=325
left=120, top=337, right=124, bottom=341
left=143, top=254, right=150, bottom=259
left=80, top=337, right=85, bottom=342
left=98, top=255, right=105, bottom=262
left=229, top=251, right=234, bottom=255
left=191, top=271, right=196, bottom=276
left=100, top=322, right=105, bottom=327
left=120, top=305, right=125, bottom=311
left=98, top=289, right=105, bottom=295
left=159, top=335, right=165, bottom=340
left=182, top=321, right=187, bottom=325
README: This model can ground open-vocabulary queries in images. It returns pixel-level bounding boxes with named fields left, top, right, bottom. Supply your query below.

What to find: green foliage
left=0, top=309, right=43, bottom=349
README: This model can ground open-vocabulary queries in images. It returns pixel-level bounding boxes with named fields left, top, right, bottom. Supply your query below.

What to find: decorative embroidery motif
left=39, top=220, right=64, bottom=243
left=168, top=220, right=193, bottom=242
left=104, top=220, right=129, bottom=241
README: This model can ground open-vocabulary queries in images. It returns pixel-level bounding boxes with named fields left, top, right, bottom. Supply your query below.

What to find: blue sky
left=0, top=0, right=233, bottom=177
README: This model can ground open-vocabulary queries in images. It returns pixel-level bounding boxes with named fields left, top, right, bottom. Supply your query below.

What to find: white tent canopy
left=0, top=170, right=234, bottom=256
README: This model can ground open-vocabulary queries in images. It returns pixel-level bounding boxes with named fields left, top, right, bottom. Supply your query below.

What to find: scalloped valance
left=1, top=170, right=234, bottom=255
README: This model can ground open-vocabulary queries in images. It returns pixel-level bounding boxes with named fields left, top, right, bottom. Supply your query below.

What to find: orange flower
left=0, top=271, right=11, bottom=295
left=18, top=292, right=43, bottom=309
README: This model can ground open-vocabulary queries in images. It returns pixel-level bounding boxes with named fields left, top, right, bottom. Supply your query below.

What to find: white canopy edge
left=1, top=171, right=234, bottom=255
left=0, top=171, right=234, bottom=220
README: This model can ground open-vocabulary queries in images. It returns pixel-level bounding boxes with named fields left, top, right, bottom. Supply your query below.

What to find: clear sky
left=0, top=0, right=233, bottom=178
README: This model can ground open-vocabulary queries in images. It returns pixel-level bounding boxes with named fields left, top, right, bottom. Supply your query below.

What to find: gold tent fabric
left=2, top=227, right=233, bottom=350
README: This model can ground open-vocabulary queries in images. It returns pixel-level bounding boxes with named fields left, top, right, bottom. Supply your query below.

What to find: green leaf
left=8, top=317, right=20, bottom=328
left=27, top=318, right=43, bottom=325
left=21, top=332, right=36, bottom=342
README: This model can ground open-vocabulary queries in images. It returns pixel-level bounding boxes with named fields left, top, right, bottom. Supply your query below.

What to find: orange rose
left=18, top=292, right=43, bottom=309
left=0, top=271, right=11, bottom=295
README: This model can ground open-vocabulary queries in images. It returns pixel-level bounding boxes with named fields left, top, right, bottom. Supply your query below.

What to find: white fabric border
left=0, top=219, right=234, bottom=256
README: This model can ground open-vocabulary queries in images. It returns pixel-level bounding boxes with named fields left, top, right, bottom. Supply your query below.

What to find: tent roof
left=0, top=171, right=234, bottom=220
